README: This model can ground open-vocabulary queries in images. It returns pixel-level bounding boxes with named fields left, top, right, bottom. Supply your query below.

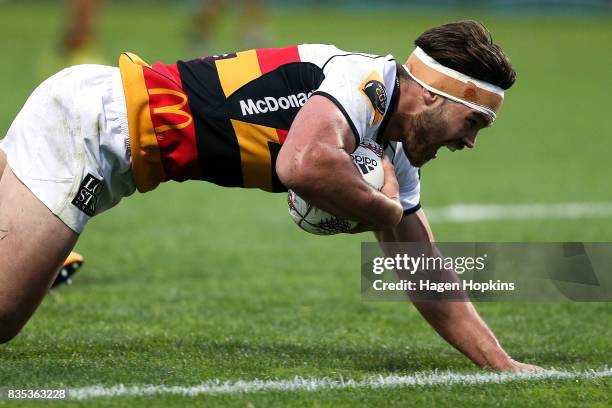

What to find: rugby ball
left=287, top=142, right=384, bottom=235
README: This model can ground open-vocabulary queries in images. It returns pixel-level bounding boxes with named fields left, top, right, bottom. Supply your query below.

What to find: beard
left=403, top=102, right=448, bottom=168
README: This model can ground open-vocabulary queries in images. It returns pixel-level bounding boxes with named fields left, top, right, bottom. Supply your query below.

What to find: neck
left=381, top=78, right=421, bottom=142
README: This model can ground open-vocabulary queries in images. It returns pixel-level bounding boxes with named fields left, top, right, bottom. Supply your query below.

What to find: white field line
left=426, top=202, right=612, bottom=223
left=70, top=367, right=612, bottom=400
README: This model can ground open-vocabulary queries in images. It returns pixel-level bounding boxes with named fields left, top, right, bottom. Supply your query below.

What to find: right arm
left=374, top=210, right=543, bottom=372
left=276, top=95, right=403, bottom=231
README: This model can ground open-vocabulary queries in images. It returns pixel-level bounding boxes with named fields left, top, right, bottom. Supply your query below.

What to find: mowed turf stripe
left=427, top=202, right=612, bottom=223
left=70, top=368, right=611, bottom=399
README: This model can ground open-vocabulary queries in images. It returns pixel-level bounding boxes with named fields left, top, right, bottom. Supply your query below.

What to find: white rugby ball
left=288, top=142, right=384, bottom=235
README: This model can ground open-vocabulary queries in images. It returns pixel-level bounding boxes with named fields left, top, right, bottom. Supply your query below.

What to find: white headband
left=403, top=47, right=505, bottom=123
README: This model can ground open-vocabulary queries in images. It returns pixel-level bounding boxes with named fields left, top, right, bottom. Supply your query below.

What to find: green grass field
left=0, top=2, right=611, bottom=406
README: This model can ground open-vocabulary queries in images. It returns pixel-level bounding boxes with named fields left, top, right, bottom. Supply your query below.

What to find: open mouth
left=428, top=141, right=462, bottom=161
left=444, top=141, right=465, bottom=152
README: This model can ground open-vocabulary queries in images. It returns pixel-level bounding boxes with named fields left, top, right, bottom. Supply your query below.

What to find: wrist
left=480, top=347, right=512, bottom=370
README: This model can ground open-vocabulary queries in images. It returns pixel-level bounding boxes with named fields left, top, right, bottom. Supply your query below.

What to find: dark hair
left=415, top=20, right=516, bottom=90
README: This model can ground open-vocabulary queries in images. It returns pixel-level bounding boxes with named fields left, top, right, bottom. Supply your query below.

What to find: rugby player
left=0, top=21, right=542, bottom=372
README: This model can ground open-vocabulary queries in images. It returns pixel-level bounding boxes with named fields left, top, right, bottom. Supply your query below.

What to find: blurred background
left=0, top=2, right=611, bottom=400
left=1, top=0, right=610, bottom=241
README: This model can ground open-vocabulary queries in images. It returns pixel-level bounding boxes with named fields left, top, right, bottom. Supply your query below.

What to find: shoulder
left=317, top=50, right=398, bottom=118
left=301, top=45, right=399, bottom=145
left=297, top=44, right=395, bottom=73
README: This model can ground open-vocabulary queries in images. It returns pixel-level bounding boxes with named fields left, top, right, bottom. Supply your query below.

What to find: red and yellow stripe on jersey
left=118, top=46, right=318, bottom=193
left=119, top=53, right=199, bottom=192
left=212, top=47, right=299, bottom=190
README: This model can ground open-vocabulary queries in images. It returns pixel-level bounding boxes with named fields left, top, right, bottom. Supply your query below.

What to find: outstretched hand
left=493, top=358, right=544, bottom=372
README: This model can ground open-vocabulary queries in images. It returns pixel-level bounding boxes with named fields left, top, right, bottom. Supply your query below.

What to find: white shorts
left=0, top=65, right=135, bottom=234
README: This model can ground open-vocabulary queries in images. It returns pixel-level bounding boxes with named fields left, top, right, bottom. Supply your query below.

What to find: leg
left=0, top=148, right=5, bottom=180
left=3, top=144, right=83, bottom=290
left=0, top=167, right=78, bottom=343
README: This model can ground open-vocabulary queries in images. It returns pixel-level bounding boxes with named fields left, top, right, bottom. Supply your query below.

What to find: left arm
left=374, top=209, right=542, bottom=372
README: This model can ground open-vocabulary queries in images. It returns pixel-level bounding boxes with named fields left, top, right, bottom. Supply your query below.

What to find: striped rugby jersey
left=118, top=44, right=420, bottom=213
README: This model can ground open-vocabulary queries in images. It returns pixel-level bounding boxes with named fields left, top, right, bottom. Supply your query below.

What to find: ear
left=421, top=87, right=441, bottom=107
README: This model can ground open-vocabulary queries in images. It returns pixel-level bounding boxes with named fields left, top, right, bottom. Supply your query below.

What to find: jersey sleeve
left=312, top=54, right=397, bottom=147
left=385, top=142, right=421, bottom=215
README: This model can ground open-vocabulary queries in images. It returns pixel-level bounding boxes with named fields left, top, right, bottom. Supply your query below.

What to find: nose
left=462, top=133, right=477, bottom=149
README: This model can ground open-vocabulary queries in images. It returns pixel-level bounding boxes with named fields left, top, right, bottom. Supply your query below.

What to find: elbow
left=276, top=143, right=330, bottom=193
left=276, top=162, right=307, bottom=192
left=276, top=148, right=301, bottom=191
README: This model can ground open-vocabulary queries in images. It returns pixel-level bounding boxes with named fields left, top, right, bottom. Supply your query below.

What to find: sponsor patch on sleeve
left=359, top=71, right=387, bottom=126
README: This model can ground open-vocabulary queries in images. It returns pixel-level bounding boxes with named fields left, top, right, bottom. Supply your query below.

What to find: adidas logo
left=353, top=155, right=377, bottom=175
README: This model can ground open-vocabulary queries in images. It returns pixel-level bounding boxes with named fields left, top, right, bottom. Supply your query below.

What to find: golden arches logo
left=149, top=88, right=193, bottom=133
